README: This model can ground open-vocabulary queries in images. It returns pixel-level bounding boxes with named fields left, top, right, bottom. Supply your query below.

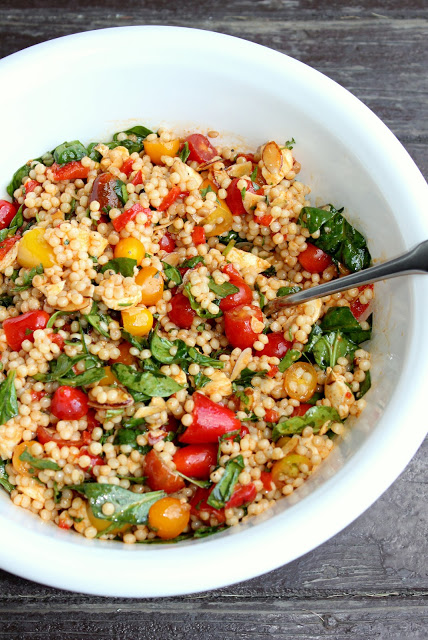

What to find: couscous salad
left=0, top=126, right=373, bottom=542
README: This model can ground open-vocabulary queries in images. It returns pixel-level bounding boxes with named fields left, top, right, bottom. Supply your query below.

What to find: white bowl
left=0, top=26, right=427, bottom=598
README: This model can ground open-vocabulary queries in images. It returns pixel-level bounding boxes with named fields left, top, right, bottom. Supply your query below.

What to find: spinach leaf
left=232, top=368, right=266, bottom=389
left=149, top=327, right=223, bottom=370
left=218, top=230, right=240, bottom=244
left=320, top=307, right=372, bottom=344
left=186, top=347, right=224, bottom=369
left=114, top=179, right=128, bottom=205
left=277, top=285, right=301, bottom=297
left=112, top=363, right=184, bottom=397
left=299, top=205, right=371, bottom=272
left=208, top=278, right=239, bottom=299
left=207, top=455, right=245, bottom=509
left=0, top=460, right=13, bottom=494
left=53, top=140, right=87, bottom=165
left=0, top=371, right=18, bottom=424
left=308, top=330, right=357, bottom=370
left=33, top=352, right=102, bottom=384
left=11, top=264, right=44, bottom=293
left=113, top=125, right=152, bottom=145
left=149, top=331, right=180, bottom=364
left=86, top=142, right=102, bottom=162
left=184, top=283, right=222, bottom=319
left=121, top=330, right=149, bottom=351
left=178, top=141, right=190, bottom=163
left=278, top=349, right=301, bottom=372
left=19, top=449, right=60, bottom=470
left=193, top=372, right=211, bottom=389
left=58, top=367, right=105, bottom=387
left=100, top=257, right=137, bottom=277
left=161, top=261, right=182, bottom=285
left=194, top=525, right=228, bottom=538
left=122, top=416, right=146, bottom=430
left=83, top=301, right=112, bottom=340
left=70, top=483, right=165, bottom=526
left=7, top=164, right=31, bottom=198
left=272, top=406, right=341, bottom=441
left=113, top=427, right=148, bottom=453
left=356, top=370, right=371, bottom=399
left=0, top=295, right=14, bottom=308
left=181, top=256, right=205, bottom=269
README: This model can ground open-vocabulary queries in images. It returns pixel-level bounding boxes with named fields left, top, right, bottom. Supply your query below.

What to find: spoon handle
left=264, top=239, right=428, bottom=315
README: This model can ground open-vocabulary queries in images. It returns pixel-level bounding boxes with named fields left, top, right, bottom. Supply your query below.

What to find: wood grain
left=0, top=2, right=427, bottom=638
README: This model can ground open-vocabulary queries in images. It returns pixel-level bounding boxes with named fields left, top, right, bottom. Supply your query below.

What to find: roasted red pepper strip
left=191, top=226, right=206, bottom=245
left=112, top=203, right=151, bottom=232
left=179, top=393, right=242, bottom=444
left=51, top=161, right=90, bottom=181
left=158, top=186, right=182, bottom=212
left=131, top=170, right=143, bottom=186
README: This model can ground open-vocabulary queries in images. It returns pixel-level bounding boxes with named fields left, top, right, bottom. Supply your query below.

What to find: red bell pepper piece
left=179, top=393, right=242, bottom=444
left=131, top=170, right=143, bottom=186
left=158, top=186, right=182, bottom=212
left=260, top=471, right=273, bottom=491
left=112, top=203, right=151, bottom=232
left=121, top=157, right=134, bottom=176
left=191, top=226, right=206, bottom=245
left=51, top=161, right=90, bottom=181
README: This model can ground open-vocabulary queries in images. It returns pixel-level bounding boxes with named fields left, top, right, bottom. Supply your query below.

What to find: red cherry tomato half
left=3, top=310, right=50, bottom=351
left=179, top=393, right=242, bottom=444
left=0, top=200, right=18, bottom=229
left=191, top=226, right=206, bottom=246
left=267, top=365, right=279, bottom=378
left=292, top=403, right=313, bottom=417
left=259, top=333, right=292, bottom=358
left=225, top=178, right=257, bottom=216
left=51, top=386, right=89, bottom=421
left=185, top=134, right=217, bottom=164
left=23, top=180, right=39, bottom=194
left=89, top=173, right=121, bottom=211
left=298, top=243, right=332, bottom=273
left=260, top=471, right=273, bottom=491
left=168, top=292, right=196, bottom=329
left=49, top=333, right=65, bottom=350
left=173, top=443, right=218, bottom=480
left=224, top=304, right=264, bottom=350
left=225, top=483, right=257, bottom=509
left=190, top=487, right=226, bottom=523
left=144, top=449, right=185, bottom=494
left=350, top=284, right=374, bottom=320
left=264, top=408, right=280, bottom=423
left=36, top=425, right=90, bottom=449
left=254, top=213, right=273, bottom=226
left=131, top=170, right=143, bottom=186
left=79, top=447, right=104, bottom=474
left=51, top=161, right=90, bottom=181
left=159, top=231, right=176, bottom=253
left=219, top=264, right=253, bottom=311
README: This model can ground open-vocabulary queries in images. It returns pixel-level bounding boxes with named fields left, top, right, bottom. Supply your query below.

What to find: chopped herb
left=0, top=371, right=18, bottom=424
left=121, top=330, right=149, bottom=351
left=0, top=295, right=14, bottom=308
left=232, top=368, right=266, bottom=390
left=100, top=257, right=137, bottom=277
left=114, top=179, right=128, bottom=205
left=33, top=352, right=104, bottom=386
left=261, top=265, right=276, bottom=277
left=19, top=449, right=61, bottom=471
left=46, top=310, right=72, bottom=329
left=272, top=406, right=341, bottom=441
left=250, top=166, right=258, bottom=181
left=113, top=427, right=148, bottom=453
left=53, top=481, right=62, bottom=503
left=193, top=373, right=211, bottom=389
left=161, top=261, right=182, bottom=285
left=207, top=455, right=245, bottom=509
left=105, top=409, right=124, bottom=420
left=117, top=475, right=147, bottom=484
left=218, top=230, right=240, bottom=244
left=200, top=185, right=215, bottom=199
left=240, top=186, right=247, bottom=199
left=178, top=141, right=190, bottom=163
left=181, top=256, right=205, bottom=269
left=222, top=239, right=236, bottom=257
left=112, top=125, right=153, bottom=145
left=11, top=264, right=44, bottom=293
left=284, top=137, right=296, bottom=150
left=196, top=324, right=205, bottom=332
left=320, top=307, right=372, bottom=344
left=193, top=525, right=228, bottom=538
left=7, top=163, right=31, bottom=198
left=217, top=429, right=242, bottom=463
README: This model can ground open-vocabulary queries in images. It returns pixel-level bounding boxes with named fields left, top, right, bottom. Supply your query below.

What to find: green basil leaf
left=184, top=283, right=222, bottom=319
left=113, top=125, right=152, bottom=144
left=56, top=367, right=105, bottom=387
left=178, top=141, right=190, bottom=163
left=83, top=301, right=112, bottom=339
left=114, top=179, right=128, bottom=205
left=19, top=449, right=61, bottom=470
left=272, top=406, right=341, bottom=441
left=0, top=460, right=13, bottom=494
left=176, top=471, right=211, bottom=489
left=208, top=278, right=239, bottom=299
left=7, top=164, right=31, bottom=198
left=0, top=371, right=18, bottom=424
left=100, top=257, right=137, bottom=277
left=356, top=370, right=371, bottom=399
left=11, top=264, right=44, bottom=293
left=161, top=261, right=182, bottom=285
left=309, top=331, right=357, bottom=370
left=33, top=352, right=101, bottom=383
left=121, top=330, right=149, bottom=351
left=186, top=347, right=224, bottom=369
left=320, top=307, right=372, bottom=344
left=232, top=368, right=266, bottom=389
left=218, top=230, right=240, bottom=244
left=70, top=483, right=165, bottom=526
left=113, top=427, right=148, bottom=453
left=217, top=429, right=242, bottom=463
left=46, top=310, right=72, bottom=329
left=9, top=205, right=24, bottom=231
left=181, top=256, right=205, bottom=269
left=277, top=285, right=301, bottom=297
left=53, top=140, right=87, bottom=165
left=278, top=349, right=301, bottom=372
left=122, top=416, right=146, bottom=430
left=207, top=455, right=245, bottom=509
left=112, top=363, right=184, bottom=397
left=200, top=185, right=216, bottom=199
left=149, top=331, right=178, bottom=364
left=193, top=372, right=211, bottom=389
left=86, top=142, right=102, bottom=162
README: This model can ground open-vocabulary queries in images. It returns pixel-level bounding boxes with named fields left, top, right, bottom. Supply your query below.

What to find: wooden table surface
left=0, top=2, right=427, bottom=638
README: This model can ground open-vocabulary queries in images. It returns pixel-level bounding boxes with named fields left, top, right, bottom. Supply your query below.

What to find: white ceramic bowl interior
left=0, top=26, right=427, bottom=597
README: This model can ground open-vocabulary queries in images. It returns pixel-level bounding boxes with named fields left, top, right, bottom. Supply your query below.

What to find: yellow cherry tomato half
left=271, top=454, right=312, bottom=486
left=114, top=237, right=145, bottom=266
left=148, top=497, right=190, bottom=540
left=12, top=440, right=38, bottom=476
left=99, top=366, right=118, bottom=386
left=121, top=306, right=153, bottom=337
left=143, top=139, right=180, bottom=165
left=135, top=266, right=164, bottom=306
left=86, top=505, right=130, bottom=535
left=17, top=228, right=56, bottom=269
left=200, top=179, right=234, bottom=238
left=283, top=362, right=318, bottom=401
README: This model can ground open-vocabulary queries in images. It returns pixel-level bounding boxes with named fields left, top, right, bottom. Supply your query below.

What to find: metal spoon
left=264, top=239, right=428, bottom=316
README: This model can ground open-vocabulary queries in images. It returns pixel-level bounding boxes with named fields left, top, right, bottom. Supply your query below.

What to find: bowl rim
left=0, top=25, right=427, bottom=598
